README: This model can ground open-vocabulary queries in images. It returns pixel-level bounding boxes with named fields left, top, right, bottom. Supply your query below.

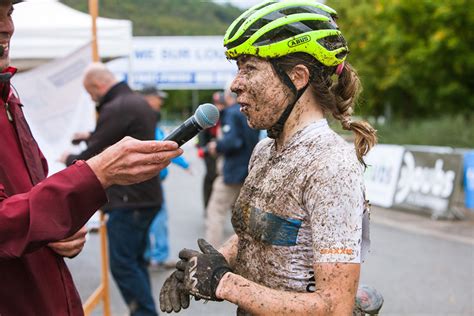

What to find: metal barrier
left=83, top=211, right=111, bottom=316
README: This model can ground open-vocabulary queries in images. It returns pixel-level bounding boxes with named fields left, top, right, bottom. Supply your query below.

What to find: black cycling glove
left=176, top=238, right=232, bottom=301
left=159, top=270, right=190, bottom=313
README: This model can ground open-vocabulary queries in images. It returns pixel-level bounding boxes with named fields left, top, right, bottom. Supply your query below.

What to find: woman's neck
left=275, top=92, right=324, bottom=150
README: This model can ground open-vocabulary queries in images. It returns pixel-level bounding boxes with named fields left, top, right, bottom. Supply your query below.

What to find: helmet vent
left=317, top=35, right=348, bottom=58
left=227, top=1, right=275, bottom=41
left=279, top=5, right=331, bottom=18
left=254, top=19, right=334, bottom=47
left=227, top=11, right=281, bottom=50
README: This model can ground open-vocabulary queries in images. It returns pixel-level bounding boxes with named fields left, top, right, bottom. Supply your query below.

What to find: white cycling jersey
left=232, top=119, right=370, bottom=293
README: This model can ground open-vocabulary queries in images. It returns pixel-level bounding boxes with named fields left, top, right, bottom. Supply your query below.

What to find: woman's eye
left=246, top=65, right=257, bottom=71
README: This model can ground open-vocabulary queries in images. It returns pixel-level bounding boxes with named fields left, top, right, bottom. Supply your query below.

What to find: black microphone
left=165, top=103, right=219, bottom=147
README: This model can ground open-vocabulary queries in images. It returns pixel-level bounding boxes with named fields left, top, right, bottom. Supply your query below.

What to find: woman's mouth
left=239, top=102, right=250, bottom=115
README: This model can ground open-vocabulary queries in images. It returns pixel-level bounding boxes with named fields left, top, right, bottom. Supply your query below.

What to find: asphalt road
left=68, top=143, right=474, bottom=316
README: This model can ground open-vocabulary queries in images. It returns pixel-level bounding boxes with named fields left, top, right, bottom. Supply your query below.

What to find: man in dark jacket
left=0, top=1, right=182, bottom=315
left=204, top=90, right=260, bottom=247
left=197, top=91, right=226, bottom=211
left=62, top=63, right=161, bottom=316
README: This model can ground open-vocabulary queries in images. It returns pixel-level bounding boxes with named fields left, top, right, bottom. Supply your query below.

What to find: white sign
left=107, top=36, right=237, bottom=90
left=393, top=150, right=461, bottom=217
left=364, top=144, right=405, bottom=207
left=12, top=44, right=96, bottom=175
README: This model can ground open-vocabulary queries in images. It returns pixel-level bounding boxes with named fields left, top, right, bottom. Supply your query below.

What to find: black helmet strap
left=267, top=60, right=309, bottom=139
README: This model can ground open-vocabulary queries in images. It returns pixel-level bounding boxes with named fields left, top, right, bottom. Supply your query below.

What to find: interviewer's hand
left=48, top=226, right=87, bottom=258
left=87, top=136, right=183, bottom=189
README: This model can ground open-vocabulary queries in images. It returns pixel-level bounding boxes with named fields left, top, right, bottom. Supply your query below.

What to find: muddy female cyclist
left=160, top=1, right=377, bottom=315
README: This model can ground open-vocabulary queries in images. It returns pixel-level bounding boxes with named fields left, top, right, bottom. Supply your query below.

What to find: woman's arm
left=218, top=234, right=239, bottom=267
left=217, top=262, right=360, bottom=316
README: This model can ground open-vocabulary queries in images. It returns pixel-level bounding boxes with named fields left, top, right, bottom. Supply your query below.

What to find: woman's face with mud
left=231, top=55, right=291, bottom=129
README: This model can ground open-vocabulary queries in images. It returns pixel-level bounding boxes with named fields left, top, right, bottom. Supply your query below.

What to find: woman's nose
left=230, top=75, right=243, bottom=95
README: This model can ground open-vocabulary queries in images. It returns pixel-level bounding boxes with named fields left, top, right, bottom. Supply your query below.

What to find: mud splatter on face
left=231, top=56, right=292, bottom=130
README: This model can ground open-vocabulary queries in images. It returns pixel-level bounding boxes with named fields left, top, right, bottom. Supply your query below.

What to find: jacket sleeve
left=216, top=110, right=244, bottom=154
left=66, top=105, right=126, bottom=165
left=0, top=161, right=107, bottom=259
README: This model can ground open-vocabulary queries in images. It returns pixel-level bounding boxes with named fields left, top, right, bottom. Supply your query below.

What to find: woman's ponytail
left=330, top=63, right=377, bottom=166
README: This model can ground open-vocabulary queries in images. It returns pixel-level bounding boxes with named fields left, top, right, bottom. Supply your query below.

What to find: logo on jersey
left=320, top=248, right=354, bottom=255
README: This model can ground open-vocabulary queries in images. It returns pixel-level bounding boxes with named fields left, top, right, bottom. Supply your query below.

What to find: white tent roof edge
left=10, top=0, right=132, bottom=64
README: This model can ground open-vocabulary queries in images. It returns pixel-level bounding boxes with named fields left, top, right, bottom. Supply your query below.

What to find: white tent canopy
left=11, top=0, right=132, bottom=68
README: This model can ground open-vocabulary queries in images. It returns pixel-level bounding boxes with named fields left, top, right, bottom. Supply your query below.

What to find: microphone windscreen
left=194, top=103, right=220, bottom=129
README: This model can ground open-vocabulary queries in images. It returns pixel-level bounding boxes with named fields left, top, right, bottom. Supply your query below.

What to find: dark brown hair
left=274, top=53, right=377, bottom=166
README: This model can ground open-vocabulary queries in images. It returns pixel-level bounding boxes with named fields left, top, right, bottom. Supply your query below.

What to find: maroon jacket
left=0, top=68, right=107, bottom=315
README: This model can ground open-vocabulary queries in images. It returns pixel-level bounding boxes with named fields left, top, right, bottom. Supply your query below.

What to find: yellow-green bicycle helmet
left=224, top=0, right=348, bottom=67
left=224, top=1, right=349, bottom=139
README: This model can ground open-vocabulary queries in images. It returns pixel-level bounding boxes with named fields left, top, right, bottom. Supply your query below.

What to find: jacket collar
left=96, top=81, right=132, bottom=112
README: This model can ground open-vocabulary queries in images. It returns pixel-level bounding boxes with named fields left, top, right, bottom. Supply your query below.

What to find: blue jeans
left=107, top=208, right=158, bottom=316
left=145, top=199, right=169, bottom=263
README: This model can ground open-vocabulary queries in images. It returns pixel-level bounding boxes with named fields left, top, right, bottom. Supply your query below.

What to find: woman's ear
left=289, top=64, right=310, bottom=90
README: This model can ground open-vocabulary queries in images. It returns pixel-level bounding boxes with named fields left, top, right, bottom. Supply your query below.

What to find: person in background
left=61, top=64, right=163, bottom=316
left=160, top=1, right=376, bottom=315
left=204, top=88, right=260, bottom=247
left=141, top=86, right=191, bottom=270
left=196, top=91, right=226, bottom=213
left=0, top=1, right=182, bottom=315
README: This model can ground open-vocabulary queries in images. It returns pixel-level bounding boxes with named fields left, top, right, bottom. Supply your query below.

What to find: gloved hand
left=159, top=270, right=190, bottom=313
left=176, top=238, right=232, bottom=301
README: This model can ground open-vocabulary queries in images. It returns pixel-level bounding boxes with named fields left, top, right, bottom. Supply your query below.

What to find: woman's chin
left=246, top=119, right=265, bottom=130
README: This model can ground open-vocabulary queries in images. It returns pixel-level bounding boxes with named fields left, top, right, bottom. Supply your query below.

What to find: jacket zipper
left=4, top=102, right=13, bottom=122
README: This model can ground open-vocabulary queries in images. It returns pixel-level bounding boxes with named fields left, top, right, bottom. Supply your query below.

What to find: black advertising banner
left=392, top=149, right=463, bottom=218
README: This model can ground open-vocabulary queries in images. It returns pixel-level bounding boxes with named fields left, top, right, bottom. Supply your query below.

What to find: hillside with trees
left=60, top=0, right=242, bottom=35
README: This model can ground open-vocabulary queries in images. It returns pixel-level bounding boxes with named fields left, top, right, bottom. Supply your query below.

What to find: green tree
left=328, top=0, right=474, bottom=119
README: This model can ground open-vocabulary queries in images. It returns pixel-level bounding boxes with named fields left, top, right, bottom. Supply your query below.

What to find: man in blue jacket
left=204, top=90, right=260, bottom=247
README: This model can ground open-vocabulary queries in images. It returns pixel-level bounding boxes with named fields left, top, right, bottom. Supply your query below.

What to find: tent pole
left=89, top=0, right=99, bottom=62
left=83, top=2, right=112, bottom=316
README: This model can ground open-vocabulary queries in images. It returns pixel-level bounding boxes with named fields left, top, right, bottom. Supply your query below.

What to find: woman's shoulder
left=305, top=130, right=362, bottom=178
left=255, top=136, right=273, bottom=151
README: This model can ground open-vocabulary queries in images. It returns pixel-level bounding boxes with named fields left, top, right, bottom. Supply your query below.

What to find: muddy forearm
left=216, top=273, right=331, bottom=316
left=218, top=234, right=239, bottom=267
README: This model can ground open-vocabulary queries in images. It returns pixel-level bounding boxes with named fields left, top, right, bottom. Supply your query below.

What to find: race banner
left=107, top=36, right=236, bottom=90
left=364, top=145, right=405, bottom=208
left=393, top=148, right=463, bottom=217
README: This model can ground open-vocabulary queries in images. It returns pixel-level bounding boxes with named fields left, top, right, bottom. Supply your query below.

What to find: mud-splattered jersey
left=232, top=119, right=369, bottom=293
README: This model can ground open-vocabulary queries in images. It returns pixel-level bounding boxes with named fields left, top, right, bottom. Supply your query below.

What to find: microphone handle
left=164, top=117, right=203, bottom=147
